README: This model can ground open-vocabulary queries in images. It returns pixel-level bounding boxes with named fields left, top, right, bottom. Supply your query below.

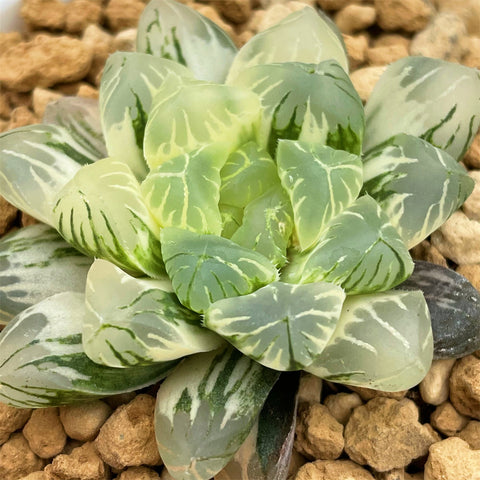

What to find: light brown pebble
left=424, top=437, right=480, bottom=480
left=0, top=433, right=46, bottom=480
left=294, top=404, right=344, bottom=460
left=463, top=36, right=480, bottom=70
left=104, top=392, right=137, bottom=410
left=0, top=93, right=10, bottom=120
left=77, top=84, right=100, bottom=99
left=410, top=240, right=448, bottom=268
left=294, top=459, right=375, bottom=480
left=18, top=472, right=46, bottom=480
left=21, top=0, right=66, bottom=30
left=32, top=87, right=63, bottom=119
left=456, top=264, right=480, bottom=292
left=82, top=24, right=114, bottom=85
left=0, top=197, right=19, bottom=237
left=435, top=0, right=480, bottom=36
left=7, top=106, right=39, bottom=130
left=431, top=211, right=480, bottom=265
left=288, top=449, right=307, bottom=478
left=344, top=397, right=440, bottom=472
left=366, top=44, right=408, bottom=65
left=410, top=12, right=468, bottom=62
left=347, top=386, right=407, bottom=402
left=373, top=33, right=411, bottom=49
left=0, top=35, right=92, bottom=93
left=0, top=403, right=31, bottom=446
left=234, top=30, right=254, bottom=48
left=23, top=408, right=67, bottom=459
left=420, top=359, right=456, bottom=406
left=464, top=132, right=480, bottom=169
left=297, top=373, right=322, bottom=405
left=95, top=394, right=161, bottom=470
left=375, top=0, right=434, bottom=32
left=159, top=469, right=175, bottom=480
left=457, top=420, right=480, bottom=450
left=191, top=4, right=235, bottom=37
left=334, top=5, right=376, bottom=34
left=0, top=119, right=9, bottom=133
left=323, top=392, right=363, bottom=425
left=65, top=0, right=103, bottom=34
left=104, top=0, right=146, bottom=32
left=21, top=212, right=39, bottom=227
left=431, top=402, right=470, bottom=436
left=316, top=0, right=350, bottom=10
left=343, top=33, right=369, bottom=70
left=257, top=2, right=308, bottom=31
left=59, top=401, right=112, bottom=442
left=0, top=32, right=23, bottom=55
left=213, top=0, right=252, bottom=24
left=115, top=466, right=161, bottom=479
left=44, top=441, right=109, bottom=480
left=449, top=355, right=480, bottom=420
left=374, top=469, right=406, bottom=480
left=462, top=170, right=480, bottom=222
left=349, top=65, right=386, bottom=102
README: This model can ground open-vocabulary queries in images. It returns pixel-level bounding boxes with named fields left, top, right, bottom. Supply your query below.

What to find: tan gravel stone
left=115, top=466, right=161, bottom=479
left=344, top=397, right=439, bottom=471
left=104, top=0, right=146, bottom=32
left=294, top=459, right=375, bottom=479
left=295, top=404, right=344, bottom=460
left=65, top=0, right=103, bottom=34
left=82, top=24, right=114, bottom=84
left=95, top=394, right=161, bottom=470
left=0, top=32, right=23, bottom=55
left=435, top=0, right=480, bottom=36
left=456, top=264, right=480, bottom=292
left=464, top=131, right=480, bottom=169
left=21, top=0, right=66, bottom=30
left=214, top=0, right=252, bottom=24
left=191, top=4, right=235, bottom=36
left=334, top=5, right=376, bottom=34
left=375, top=0, right=434, bottom=32
left=457, top=420, right=480, bottom=449
left=0, top=93, right=10, bottom=120
left=347, top=386, right=407, bottom=401
left=424, top=437, right=480, bottom=480
left=323, top=392, right=363, bottom=425
left=373, top=33, right=410, bottom=49
left=256, top=2, right=308, bottom=31
left=463, top=36, right=480, bottom=70
left=77, top=84, right=100, bottom=99
left=23, top=408, right=67, bottom=459
left=366, top=44, right=409, bottom=65
left=21, top=212, right=39, bottom=227
left=0, top=197, right=19, bottom=237
left=112, top=29, right=138, bottom=52
left=375, top=469, right=406, bottom=480
left=431, top=402, right=470, bottom=436
left=0, top=433, right=46, bottom=480
left=32, top=87, right=63, bottom=118
left=343, top=33, right=369, bottom=69
left=297, top=374, right=322, bottom=405
left=350, top=65, right=386, bottom=102
left=316, top=0, right=350, bottom=10
left=19, top=472, right=47, bottom=480
left=7, top=106, right=39, bottom=130
left=0, top=403, right=32, bottom=446
left=449, top=355, right=480, bottom=420
left=462, top=170, right=480, bottom=222
left=0, top=35, right=93, bottom=92
left=410, top=240, right=448, bottom=268
left=419, top=359, right=456, bottom=406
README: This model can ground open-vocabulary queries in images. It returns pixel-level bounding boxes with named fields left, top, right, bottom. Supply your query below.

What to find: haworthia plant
left=0, top=1, right=479, bottom=479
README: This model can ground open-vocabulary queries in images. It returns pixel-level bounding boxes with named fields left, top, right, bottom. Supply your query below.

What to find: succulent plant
left=1, top=0, right=480, bottom=478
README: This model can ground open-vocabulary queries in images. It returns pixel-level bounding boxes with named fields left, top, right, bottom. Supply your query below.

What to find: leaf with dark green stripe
left=155, top=347, right=279, bottom=480
left=220, top=204, right=244, bottom=239
left=0, top=292, right=177, bottom=408
left=160, top=227, right=278, bottom=313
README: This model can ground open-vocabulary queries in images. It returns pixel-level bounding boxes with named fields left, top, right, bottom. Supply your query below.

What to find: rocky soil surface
left=0, top=0, right=479, bottom=479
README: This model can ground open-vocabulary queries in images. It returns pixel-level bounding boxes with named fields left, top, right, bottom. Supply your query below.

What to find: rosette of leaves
left=1, top=1, right=479, bottom=478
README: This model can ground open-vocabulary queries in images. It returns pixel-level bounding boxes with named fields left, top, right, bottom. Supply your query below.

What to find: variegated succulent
left=1, top=1, right=479, bottom=478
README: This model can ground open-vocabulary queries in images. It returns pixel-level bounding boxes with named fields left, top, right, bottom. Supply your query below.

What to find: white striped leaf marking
left=205, top=281, right=345, bottom=371
left=306, top=290, right=433, bottom=391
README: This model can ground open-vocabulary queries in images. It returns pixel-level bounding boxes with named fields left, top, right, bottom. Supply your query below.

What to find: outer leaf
left=230, top=61, right=364, bottom=155
left=306, top=290, right=433, bottom=391
left=283, top=196, right=414, bottom=294
left=99, top=52, right=193, bottom=179
left=230, top=185, right=294, bottom=267
left=43, top=96, right=107, bottom=161
left=137, top=0, right=237, bottom=83
left=155, top=347, right=279, bottom=480
left=0, top=292, right=178, bottom=408
left=363, top=134, right=474, bottom=248
left=364, top=56, right=480, bottom=160
left=0, top=124, right=97, bottom=225
left=205, top=281, right=345, bottom=371
left=226, top=6, right=348, bottom=83
left=277, top=140, right=362, bottom=251
left=0, top=224, right=92, bottom=324
left=220, top=142, right=279, bottom=209
left=161, top=227, right=278, bottom=313
left=144, top=81, right=261, bottom=168
left=53, top=157, right=164, bottom=278
left=83, top=259, right=224, bottom=367
left=141, top=146, right=224, bottom=235
left=216, top=372, right=299, bottom=480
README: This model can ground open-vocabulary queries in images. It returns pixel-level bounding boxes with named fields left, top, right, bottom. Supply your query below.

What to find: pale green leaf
left=230, top=61, right=364, bottom=155
left=306, top=290, right=433, bottom=391
left=283, top=196, right=414, bottom=294
left=205, top=281, right=345, bottom=371
left=362, top=134, right=474, bottom=248
left=155, top=347, right=279, bottom=480
left=161, top=227, right=278, bottom=313
left=231, top=185, right=294, bottom=267
left=0, top=224, right=92, bottom=325
left=144, top=81, right=261, bottom=168
left=0, top=292, right=177, bottom=408
left=364, top=57, right=480, bottom=160
left=137, top=0, right=237, bottom=83
left=0, top=124, right=97, bottom=225
left=141, top=146, right=224, bottom=235
left=277, top=140, right=362, bottom=251
left=220, top=204, right=244, bottom=239
left=53, top=157, right=164, bottom=278
left=99, top=52, right=193, bottom=180
left=226, top=6, right=348, bottom=83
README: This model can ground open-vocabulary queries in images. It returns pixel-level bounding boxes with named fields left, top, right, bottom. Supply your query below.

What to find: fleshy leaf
left=53, top=157, right=164, bottom=278
left=306, top=290, right=433, bottom=391
left=99, top=52, right=193, bottom=179
left=43, top=96, right=107, bottom=161
left=141, top=146, right=224, bottom=235
left=220, top=204, right=244, bottom=239
left=277, top=140, right=362, bottom=251
left=226, top=6, right=348, bottom=82
left=144, top=81, right=261, bottom=168
left=230, top=185, right=294, bottom=267
left=83, top=259, right=224, bottom=367
left=283, top=196, right=414, bottom=294
left=0, top=124, right=97, bottom=225
left=137, top=0, right=237, bottom=83
left=230, top=61, right=364, bottom=155
left=216, top=372, right=299, bottom=480
left=205, top=281, right=345, bottom=371
left=0, top=224, right=92, bottom=325
left=220, top=142, right=279, bottom=209
left=0, top=292, right=178, bottom=408
left=155, top=347, right=279, bottom=480
left=160, top=227, right=278, bottom=313
left=364, top=56, right=480, bottom=160
left=362, top=134, right=474, bottom=248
